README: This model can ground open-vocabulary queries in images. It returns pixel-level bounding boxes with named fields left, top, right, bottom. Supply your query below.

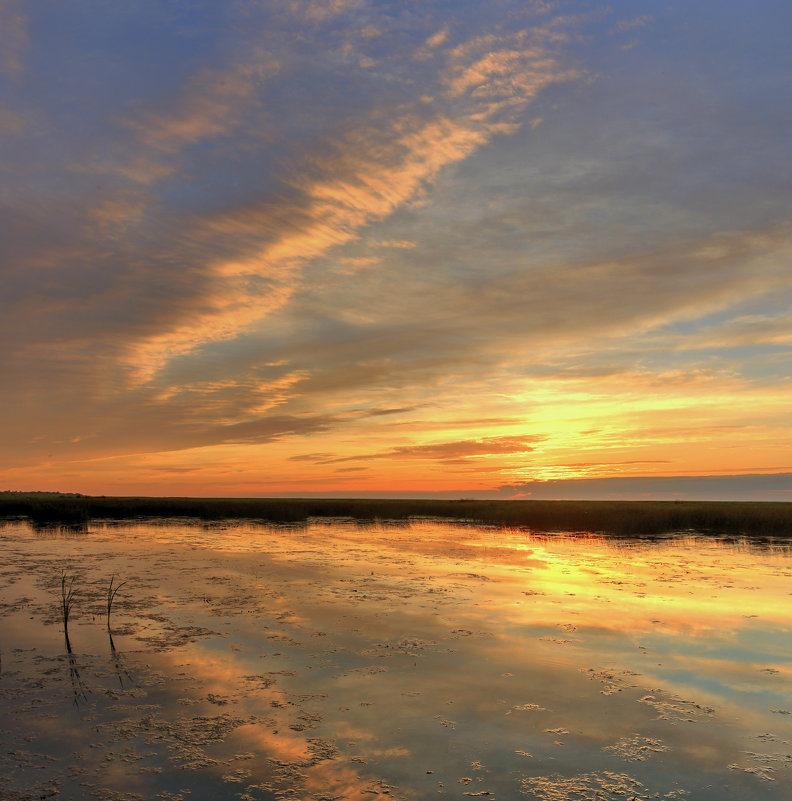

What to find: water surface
left=1, top=518, right=791, bottom=800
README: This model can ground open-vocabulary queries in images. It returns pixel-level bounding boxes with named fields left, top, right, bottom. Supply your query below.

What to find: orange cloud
left=125, top=58, right=281, bottom=154
left=342, top=435, right=542, bottom=464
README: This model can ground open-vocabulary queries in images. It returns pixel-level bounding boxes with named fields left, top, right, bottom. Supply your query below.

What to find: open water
left=1, top=518, right=791, bottom=800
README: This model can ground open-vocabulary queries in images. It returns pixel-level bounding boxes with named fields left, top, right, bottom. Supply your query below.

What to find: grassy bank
left=1, top=494, right=791, bottom=537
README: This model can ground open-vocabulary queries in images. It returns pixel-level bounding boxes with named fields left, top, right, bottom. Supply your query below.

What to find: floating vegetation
left=603, top=734, right=669, bottom=761
left=522, top=770, right=689, bottom=800
left=638, top=690, right=716, bottom=723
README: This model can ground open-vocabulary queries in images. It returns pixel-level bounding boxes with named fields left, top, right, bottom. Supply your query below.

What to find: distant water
left=2, top=518, right=792, bottom=800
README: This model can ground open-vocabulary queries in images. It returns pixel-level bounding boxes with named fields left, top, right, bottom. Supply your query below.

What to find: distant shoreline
left=1, top=494, right=791, bottom=537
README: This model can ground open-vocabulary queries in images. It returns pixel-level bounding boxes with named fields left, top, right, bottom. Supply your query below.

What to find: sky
left=1, top=0, right=791, bottom=500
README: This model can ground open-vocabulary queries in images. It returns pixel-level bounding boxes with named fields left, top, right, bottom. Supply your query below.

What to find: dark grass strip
left=2, top=494, right=791, bottom=537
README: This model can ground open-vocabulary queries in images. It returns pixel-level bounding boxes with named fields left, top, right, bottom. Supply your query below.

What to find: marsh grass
left=105, top=574, right=125, bottom=629
left=105, top=574, right=126, bottom=651
left=3, top=494, right=791, bottom=537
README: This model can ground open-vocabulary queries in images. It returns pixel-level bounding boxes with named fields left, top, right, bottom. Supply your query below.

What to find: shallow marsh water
left=1, top=518, right=792, bottom=800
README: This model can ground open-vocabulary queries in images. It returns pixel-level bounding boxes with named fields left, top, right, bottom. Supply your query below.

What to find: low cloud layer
left=500, top=473, right=792, bottom=502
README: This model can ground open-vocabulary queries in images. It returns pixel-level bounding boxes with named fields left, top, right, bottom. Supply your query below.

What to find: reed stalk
left=105, top=574, right=126, bottom=630
left=106, top=574, right=126, bottom=652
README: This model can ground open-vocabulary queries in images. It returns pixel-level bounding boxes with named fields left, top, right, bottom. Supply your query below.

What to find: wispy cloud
left=0, top=0, right=27, bottom=77
left=125, top=57, right=281, bottom=155
left=123, top=22, right=582, bottom=381
left=293, top=435, right=542, bottom=465
left=0, top=107, right=27, bottom=135
left=614, top=15, right=653, bottom=33
left=286, top=0, right=363, bottom=23
left=414, top=25, right=449, bottom=60
left=669, top=313, right=792, bottom=350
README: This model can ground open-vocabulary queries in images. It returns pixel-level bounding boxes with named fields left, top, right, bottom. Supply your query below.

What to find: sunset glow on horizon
left=2, top=1, right=791, bottom=500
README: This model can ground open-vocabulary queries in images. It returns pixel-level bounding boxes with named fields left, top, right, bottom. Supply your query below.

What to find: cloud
left=499, top=473, right=792, bottom=501
left=122, top=23, right=582, bottom=381
left=153, top=368, right=309, bottom=422
left=673, top=314, right=792, bottom=350
left=390, top=435, right=541, bottom=460
left=444, top=33, right=575, bottom=100
left=373, top=239, right=416, bottom=249
left=425, top=26, right=449, bottom=49
left=266, top=224, right=792, bottom=407
left=360, top=406, right=417, bottom=417
left=5, top=199, right=789, bottom=475
left=3, top=5, right=588, bottom=417
left=336, top=255, right=380, bottom=274
left=294, top=435, right=542, bottom=466
left=414, top=26, right=449, bottom=60
left=4, top=1, right=792, bottom=493
left=465, top=226, right=792, bottom=348
left=286, top=0, right=362, bottom=23
left=614, top=15, right=653, bottom=33
left=85, top=191, right=150, bottom=237
left=0, top=0, right=27, bottom=77
left=124, top=57, right=281, bottom=155
left=0, top=107, right=27, bottom=135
